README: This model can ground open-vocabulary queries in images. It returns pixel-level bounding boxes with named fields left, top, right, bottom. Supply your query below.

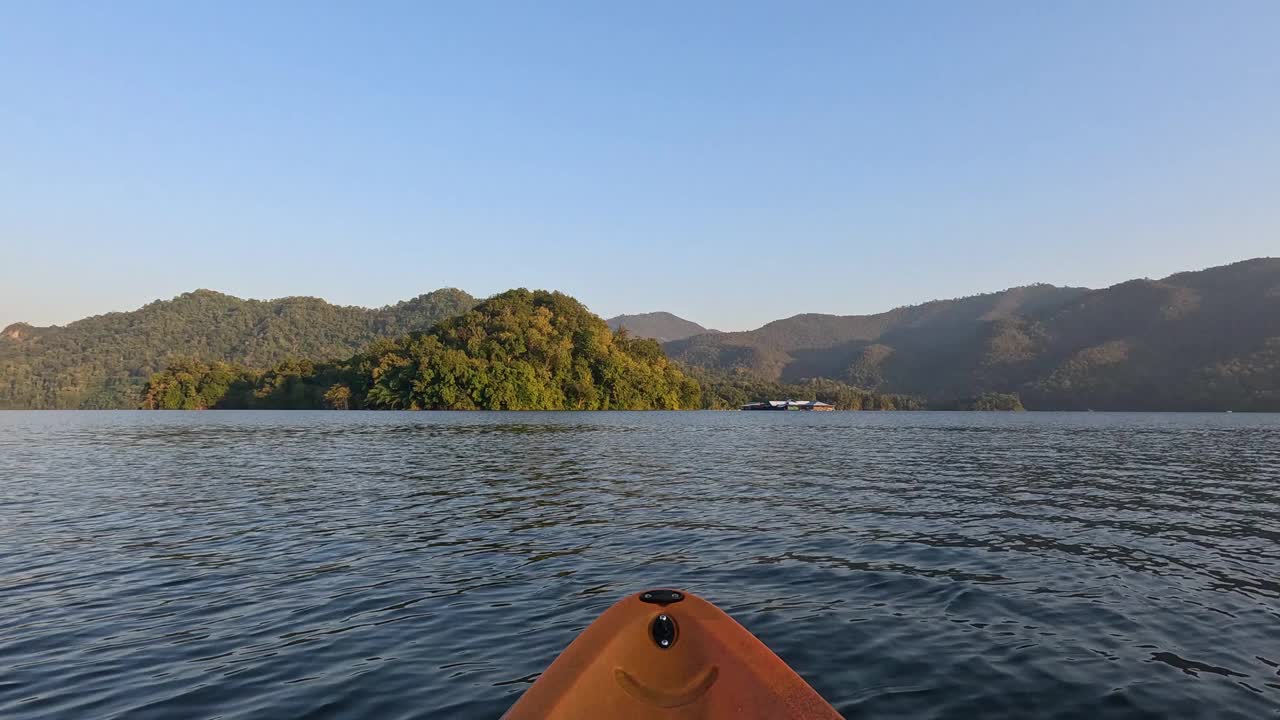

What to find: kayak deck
left=503, top=589, right=842, bottom=719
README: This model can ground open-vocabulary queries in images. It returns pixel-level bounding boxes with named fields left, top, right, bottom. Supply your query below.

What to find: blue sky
left=2, top=1, right=1277, bottom=331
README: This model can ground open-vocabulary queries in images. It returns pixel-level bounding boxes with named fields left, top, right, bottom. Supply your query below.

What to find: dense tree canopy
left=1, top=288, right=476, bottom=409
left=349, top=290, right=701, bottom=410
left=691, top=369, right=925, bottom=410
left=142, top=290, right=703, bottom=411
left=140, top=359, right=257, bottom=411
left=934, top=393, right=1025, bottom=411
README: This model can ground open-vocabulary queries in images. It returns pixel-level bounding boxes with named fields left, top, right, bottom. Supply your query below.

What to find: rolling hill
left=7, top=258, right=1278, bottom=411
left=664, top=258, right=1280, bottom=410
left=605, top=312, right=717, bottom=342
left=141, top=290, right=701, bottom=411
left=0, top=288, right=476, bottom=408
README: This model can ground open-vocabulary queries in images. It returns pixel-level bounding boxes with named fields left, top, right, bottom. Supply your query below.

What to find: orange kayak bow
left=503, top=589, right=842, bottom=719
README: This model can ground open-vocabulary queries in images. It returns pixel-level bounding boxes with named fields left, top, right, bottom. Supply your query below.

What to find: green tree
left=323, top=384, right=352, bottom=410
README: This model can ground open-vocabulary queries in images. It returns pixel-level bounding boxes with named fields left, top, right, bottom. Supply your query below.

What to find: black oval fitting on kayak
left=651, top=613, right=678, bottom=649
left=639, top=589, right=684, bottom=604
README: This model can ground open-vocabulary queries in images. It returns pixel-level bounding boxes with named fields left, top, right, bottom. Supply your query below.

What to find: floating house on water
left=740, top=400, right=835, bottom=411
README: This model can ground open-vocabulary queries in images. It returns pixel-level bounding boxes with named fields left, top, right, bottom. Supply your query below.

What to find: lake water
left=1, top=411, right=1278, bottom=719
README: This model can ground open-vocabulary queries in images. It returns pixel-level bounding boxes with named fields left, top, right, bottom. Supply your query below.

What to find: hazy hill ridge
left=664, top=258, right=1280, bottom=410
left=605, top=312, right=717, bottom=342
left=0, top=288, right=476, bottom=409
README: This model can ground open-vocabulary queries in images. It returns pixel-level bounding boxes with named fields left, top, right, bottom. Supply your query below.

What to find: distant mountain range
left=605, top=312, right=718, bottom=342
left=3, top=258, right=1278, bottom=410
left=664, top=258, right=1280, bottom=411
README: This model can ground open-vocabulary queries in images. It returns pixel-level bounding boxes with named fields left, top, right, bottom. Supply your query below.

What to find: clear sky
left=2, top=1, right=1277, bottom=331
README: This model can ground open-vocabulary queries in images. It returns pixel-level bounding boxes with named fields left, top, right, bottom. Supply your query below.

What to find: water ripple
left=1, top=411, right=1278, bottom=718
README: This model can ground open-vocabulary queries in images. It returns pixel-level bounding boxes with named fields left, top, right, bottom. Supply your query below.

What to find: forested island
left=141, top=290, right=701, bottom=410
left=138, top=290, right=935, bottom=411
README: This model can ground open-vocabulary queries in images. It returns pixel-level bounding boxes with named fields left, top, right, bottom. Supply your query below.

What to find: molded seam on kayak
left=613, top=666, right=719, bottom=708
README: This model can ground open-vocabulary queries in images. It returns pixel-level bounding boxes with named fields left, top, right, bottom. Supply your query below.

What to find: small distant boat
left=740, top=399, right=835, bottom=412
